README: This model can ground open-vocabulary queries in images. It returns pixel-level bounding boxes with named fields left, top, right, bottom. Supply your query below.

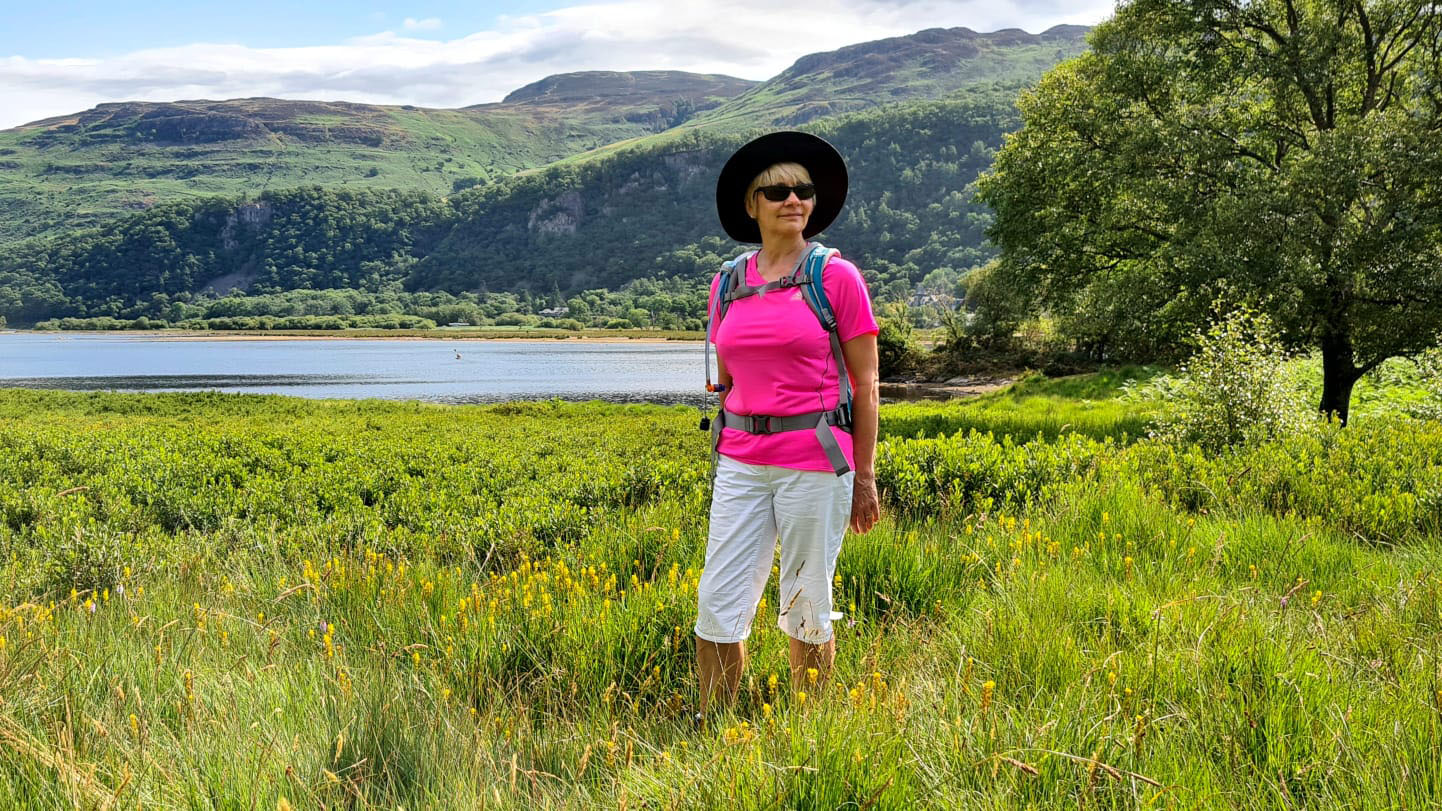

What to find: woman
left=695, top=131, right=880, bottom=715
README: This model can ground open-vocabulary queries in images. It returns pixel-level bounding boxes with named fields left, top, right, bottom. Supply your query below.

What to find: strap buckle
left=747, top=415, right=775, bottom=434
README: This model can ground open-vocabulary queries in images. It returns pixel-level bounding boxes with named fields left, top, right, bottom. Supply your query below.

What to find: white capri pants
left=695, top=455, right=854, bottom=645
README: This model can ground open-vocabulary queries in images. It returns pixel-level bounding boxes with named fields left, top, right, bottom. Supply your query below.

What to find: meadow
left=1, top=370, right=1441, bottom=809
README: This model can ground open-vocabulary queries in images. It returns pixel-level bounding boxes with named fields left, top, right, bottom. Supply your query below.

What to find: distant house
left=539, top=307, right=570, bottom=317
left=447, top=322, right=472, bottom=327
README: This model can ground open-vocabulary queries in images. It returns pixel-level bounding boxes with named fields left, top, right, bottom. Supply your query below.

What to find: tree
left=978, top=0, right=1442, bottom=423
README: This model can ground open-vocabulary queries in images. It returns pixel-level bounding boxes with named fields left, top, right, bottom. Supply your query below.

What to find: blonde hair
left=744, top=162, right=814, bottom=217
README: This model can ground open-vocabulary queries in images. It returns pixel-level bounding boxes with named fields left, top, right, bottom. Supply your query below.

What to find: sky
left=0, top=0, right=1114, bottom=130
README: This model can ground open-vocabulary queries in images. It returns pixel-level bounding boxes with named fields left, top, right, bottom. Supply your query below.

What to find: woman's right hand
left=849, top=472, right=880, bottom=534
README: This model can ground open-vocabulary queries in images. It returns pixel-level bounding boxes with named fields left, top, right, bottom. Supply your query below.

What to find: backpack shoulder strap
left=797, top=243, right=840, bottom=332
left=715, top=251, right=754, bottom=323
left=795, top=244, right=853, bottom=414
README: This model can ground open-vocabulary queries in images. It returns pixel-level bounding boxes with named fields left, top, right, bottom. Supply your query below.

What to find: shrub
left=1129, top=418, right=1442, bottom=543
left=876, top=428, right=1113, bottom=517
left=1412, top=347, right=1442, bottom=420
left=493, top=312, right=536, bottom=327
left=1145, top=308, right=1312, bottom=451
left=877, top=306, right=921, bottom=378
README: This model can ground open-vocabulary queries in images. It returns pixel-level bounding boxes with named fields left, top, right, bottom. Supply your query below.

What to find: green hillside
left=0, top=88, right=1017, bottom=326
left=414, top=88, right=1017, bottom=296
left=0, top=72, right=754, bottom=245
left=0, top=27, right=1092, bottom=326
left=693, top=25, right=1089, bottom=129
left=544, top=25, right=1090, bottom=166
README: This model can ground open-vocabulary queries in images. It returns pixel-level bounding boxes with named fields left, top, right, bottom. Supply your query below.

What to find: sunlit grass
left=2, top=375, right=1440, bottom=807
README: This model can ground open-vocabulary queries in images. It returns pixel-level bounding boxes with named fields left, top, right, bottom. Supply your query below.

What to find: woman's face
left=747, top=167, right=815, bottom=239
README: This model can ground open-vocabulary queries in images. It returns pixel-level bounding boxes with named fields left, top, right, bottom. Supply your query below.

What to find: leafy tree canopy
left=978, top=0, right=1442, bottom=422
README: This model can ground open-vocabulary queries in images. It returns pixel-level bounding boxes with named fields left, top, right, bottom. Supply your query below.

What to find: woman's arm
left=841, top=332, right=880, bottom=534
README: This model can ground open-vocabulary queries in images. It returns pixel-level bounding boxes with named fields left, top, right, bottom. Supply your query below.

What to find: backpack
left=703, top=241, right=854, bottom=476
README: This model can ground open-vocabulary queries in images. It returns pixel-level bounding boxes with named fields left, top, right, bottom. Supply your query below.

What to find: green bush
left=1412, top=348, right=1442, bottom=420
left=1130, top=418, right=1442, bottom=544
left=494, top=312, right=538, bottom=327
left=877, top=308, right=921, bottom=378
left=876, top=429, right=1113, bottom=517
left=1143, top=308, right=1312, bottom=451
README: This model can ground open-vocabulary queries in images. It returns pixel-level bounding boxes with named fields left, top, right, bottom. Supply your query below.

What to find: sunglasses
left=754, top=183, right=816, bottom=202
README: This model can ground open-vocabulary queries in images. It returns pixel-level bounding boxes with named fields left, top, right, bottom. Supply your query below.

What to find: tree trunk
left=1319, top=330, right=1360, bottom=425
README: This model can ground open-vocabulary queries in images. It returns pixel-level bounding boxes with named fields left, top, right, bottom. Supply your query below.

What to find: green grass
left=880, top=367, right=1164, bottom=442
left=1, top=375, right=1441, bottom=807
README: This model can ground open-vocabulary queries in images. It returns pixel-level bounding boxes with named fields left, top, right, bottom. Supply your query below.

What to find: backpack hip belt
left=717, top=406, right=854, bottom=477
left=720, top=407, right=852, bottom=435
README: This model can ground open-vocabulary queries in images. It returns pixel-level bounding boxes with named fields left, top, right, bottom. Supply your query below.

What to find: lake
left=0, top=333, right=708, bottom=406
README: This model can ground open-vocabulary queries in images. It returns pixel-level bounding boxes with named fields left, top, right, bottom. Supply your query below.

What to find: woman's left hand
left=850, top=472, right=880, bottom=534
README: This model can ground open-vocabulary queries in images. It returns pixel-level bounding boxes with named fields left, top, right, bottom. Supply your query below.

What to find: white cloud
left=0, top=0, right=1114, bottom=129
left=402, top=17, right=443, bottom=31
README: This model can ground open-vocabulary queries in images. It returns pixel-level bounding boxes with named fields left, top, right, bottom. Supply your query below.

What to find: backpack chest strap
left=723, top=273, right=811, bottom=303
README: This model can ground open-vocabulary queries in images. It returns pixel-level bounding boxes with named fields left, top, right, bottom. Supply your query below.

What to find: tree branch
left=1357, top=1, right=1382, bottom=115
left=1277, top=0, right=1332, bottom=130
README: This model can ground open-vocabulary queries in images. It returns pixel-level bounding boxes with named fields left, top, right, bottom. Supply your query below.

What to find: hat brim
left=715, top=131, right=848, bottom=244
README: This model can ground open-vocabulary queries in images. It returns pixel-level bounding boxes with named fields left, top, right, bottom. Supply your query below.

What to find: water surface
left=0, top=333, right=708, bottom=406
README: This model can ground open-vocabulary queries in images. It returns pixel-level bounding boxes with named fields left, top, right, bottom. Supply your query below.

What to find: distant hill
left=0, top=88, right=1022, bottom=325
left=0, top=26, right=1094, bottom=327
left=0, top=27, right=1089, bottom=248
left=535, top=25, right=1090, bottom=168
left=0, top=72, right=754, bottom=244
left=687, top=25, right=1089, bottom=129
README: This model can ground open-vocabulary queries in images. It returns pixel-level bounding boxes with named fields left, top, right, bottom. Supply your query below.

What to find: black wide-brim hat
left=715, top=131, right=848, bottom=244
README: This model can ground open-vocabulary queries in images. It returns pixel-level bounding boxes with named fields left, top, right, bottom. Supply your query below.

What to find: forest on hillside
left=0, top=87, right=1018, bottom=329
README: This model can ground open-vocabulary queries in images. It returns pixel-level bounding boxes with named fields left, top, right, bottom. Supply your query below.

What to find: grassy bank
left=1, top=381, right=1440, bottom=808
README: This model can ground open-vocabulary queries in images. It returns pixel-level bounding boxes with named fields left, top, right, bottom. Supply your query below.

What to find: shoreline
left=4, top=329, right=703, bottom=344
left=879, top=375, right=1017, bottom=401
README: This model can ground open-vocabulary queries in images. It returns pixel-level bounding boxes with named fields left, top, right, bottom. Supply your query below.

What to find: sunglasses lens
left=759, top=184, right=816, bottom=201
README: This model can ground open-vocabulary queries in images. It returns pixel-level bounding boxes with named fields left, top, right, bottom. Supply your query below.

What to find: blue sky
left=0, top=1, right=541, bottom=58
left=0, top=0, right=1114, bottom=129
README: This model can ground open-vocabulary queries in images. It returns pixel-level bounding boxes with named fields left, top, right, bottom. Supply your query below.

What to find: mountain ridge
left=495, top=70, right=752, bottom=106
left=0, top=70, right=757, bottom=245
left=689, top=24, right=1089, bottom=128
left=0, top=25, right=1095, bottom=327
left=0, top=26, right=1088, bottom=246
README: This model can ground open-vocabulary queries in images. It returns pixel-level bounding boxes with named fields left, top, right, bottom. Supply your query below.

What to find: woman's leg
left=773, top=467, right=854, bottom=692
left=695, top=457, right=778, bottom=713
left=788, top=636, right=835, bottom=690
left=696, top=638, right=746, bottom=713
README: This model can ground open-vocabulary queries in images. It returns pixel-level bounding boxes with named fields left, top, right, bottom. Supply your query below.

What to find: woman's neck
left=755, top=235, right=809, bottom=280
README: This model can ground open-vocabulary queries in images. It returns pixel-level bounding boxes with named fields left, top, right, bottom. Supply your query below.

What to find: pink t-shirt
left=709, top=252, right=878, bottom=473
